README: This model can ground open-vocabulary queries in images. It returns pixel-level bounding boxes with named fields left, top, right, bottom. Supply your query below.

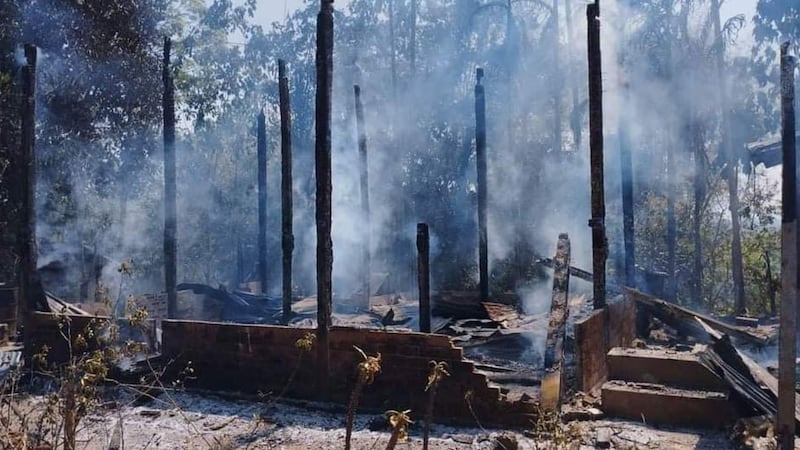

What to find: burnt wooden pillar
left=475, top=68, right=489, bottom=303
left=354, top=85, right=370, bottom=310
left=279, top=59, right=294, bottom=323
left=315, top=0, right=334, bottom=394
left=542, top=233, right=571, bottom=410
left=417, top=223, right=431, bottom=333
left=777, top=41, right=797, bottom=450
left=257, top=110, right=268, bottom=295
left=586, top=2, right=606, bottom=310
left=163, top=37, right=178, bottom=319
left=19, top=44, right=38, bottom=319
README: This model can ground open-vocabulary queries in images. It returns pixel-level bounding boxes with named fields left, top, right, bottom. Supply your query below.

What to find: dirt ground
left=4, top=388, right=776, bottom=450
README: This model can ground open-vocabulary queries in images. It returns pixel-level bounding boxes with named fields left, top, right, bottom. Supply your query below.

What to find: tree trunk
left=354, top=85, right=370, bottom=311
left=586, top=2, right=606, bottom=309
left=162, top=38, right=177, bottom=319
left=19, top=44, right=38, bottom=318
left=619, top=84, right=635, bottom=288
left=474, top=68, right=489, bottom=303
left=711, top=0, right=745, bottom=314
left=552, top=0, right=563, bottom=154
left=564, top=0, right=582, bottom=152
left=691, top=119, right=704, bottom=305
left=315, top=0, right=334, bottom=397
left=257, top=110, right=268, bottom=295
left=417, top=223, right=430, bottom=333
left=409, top=0, right=417, bottom=75
left=279, top=59, right=294, bottom=324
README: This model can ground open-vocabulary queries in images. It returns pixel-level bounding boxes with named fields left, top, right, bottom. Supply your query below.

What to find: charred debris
left=0, top=0, right=799, bottom=447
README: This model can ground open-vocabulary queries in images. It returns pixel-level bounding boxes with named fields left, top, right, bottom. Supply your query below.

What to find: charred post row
left=19, top=44, right=38, bottom=317
left=417, top=223, right=431, bottom=333
left=163, top=37, right=178, bottom=319
left=475, top=68, right=489, bottom=303
left=354, top=84, right=371, bottom=311
left=257, top=110, right=268, bottom=295
left=777, top=41, right=796, bottom=450
left=315, top=0, right=334, bottom=395
left=586, top=1, right=607, bottom=310
left=279, top=59, right=294, bottom=324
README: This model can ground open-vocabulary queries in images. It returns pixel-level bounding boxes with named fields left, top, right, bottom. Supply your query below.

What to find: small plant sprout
left=423, top=361, right=450, bottom=450
left=294, top=332, right=315, bottom=353
left=385, top=409, right=413, bottom=450
left=345, top=346, right=382, bottom=450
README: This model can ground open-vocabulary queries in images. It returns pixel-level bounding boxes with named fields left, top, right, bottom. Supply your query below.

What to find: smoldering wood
left=777, top=42, right=797, bottom=450
left=279, top=59, right=294, bottom=324
left=626, top=288, right=770, bottom=346
left=474, top=68, right=489, bottom=303
left=541, top=233, right=571, bottom=411
left=354, top=85, right=370, bottom=311
left=162, top=37, right=177, bottom=319
left=586, top=2, right=606, bottom=310
left=315, top=0, right=334, bottom=394
left=417, top=223, right=431, bottom=333
left=257, top=110, right=268, bottom=295
left=19, top=44, right=43, bottom=316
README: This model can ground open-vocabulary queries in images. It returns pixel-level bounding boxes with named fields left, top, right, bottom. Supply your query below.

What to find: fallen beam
left=625, top=288, right=771, bottom=346
left=542, top=234, right=571, bottom=410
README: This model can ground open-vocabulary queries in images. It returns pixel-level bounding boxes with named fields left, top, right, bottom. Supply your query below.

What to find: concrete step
left=607, top=347, right=727, bottom=391
left=601, top=380, right=737, bottom=428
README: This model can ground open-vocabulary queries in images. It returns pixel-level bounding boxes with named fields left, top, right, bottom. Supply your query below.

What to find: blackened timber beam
left=778, top=41, right=797, bottom=450
left=586, top=1, right=606, bottom=310
left=541, top=233, right=571, bottom=411
left=315, top=0, right=334, bottom=396
left=279, top=59, right=294, bottom=324
left=257, top=110, right=268, bottom=295
left=19, top=44, right=41, bottom=317
left=354, top=84, right=370, bottom=310
left=162, top=37, right=177, bottom=319
left=417, top=223, right=431, bottom=333
left=475, top=68, right=489, bottom=303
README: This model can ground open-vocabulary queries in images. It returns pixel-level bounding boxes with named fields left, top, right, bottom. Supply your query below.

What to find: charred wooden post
left=162, top=37, right=178, bottom=319
left=19, top=44, right=38, bottom=318
left=315, top=0, right=334, bottom=394
left=777, top=41, right=797, bottom=450
left=475, top=68, right=489, bottom=303
left=257, top=110, right=268, bottom=295
left=417, top=223, right=431, bottom=333
left=279, top=59, right=294, bottom=323
left=542, top=233, right=571, bottom=411
left=354, top=85, right=370, bottom=310
left=586, top=2, right=606, bottom=309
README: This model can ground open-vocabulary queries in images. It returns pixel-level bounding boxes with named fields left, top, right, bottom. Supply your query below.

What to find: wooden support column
left=257, top=110, right=268, bottom=295
left=19, top=44, right=38, bottom=320
left=279, top=59, right=294, bottom=323
left=475, top=68, right=489, bottom=303
left=586, top=1, right=606, bottom=310
left=354, top=85, right=370, bottom=311
left=777, top=41, right=797, bottom=450
left=417, top=223, right=431, bottom=333
left=541, top=233, right=571, bottom=410
left=315, top=0, right=334, bottom=395
left=162, top=37, right=177, bottom=319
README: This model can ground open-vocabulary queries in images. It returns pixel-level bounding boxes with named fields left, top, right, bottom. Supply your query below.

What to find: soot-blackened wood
left=778, top=41, right=797, bottom=450
left=19, top=44, right=39, bottom=317
left=354, top=85, right=370, bottom=310
left=257, top=110, right=268, bottom=295
left=279, top=59, right=294, bottom=324
left=542, top=233, right=571, bottom=411
left=475, top=68, right=489, bottom=303
left=315, top=0, right=334, bottom=394
left=586, top=2, right=606, bottom=309
left=163, top=37, right=177, bottom=319
left=417, top=223, right=431, bottom=333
